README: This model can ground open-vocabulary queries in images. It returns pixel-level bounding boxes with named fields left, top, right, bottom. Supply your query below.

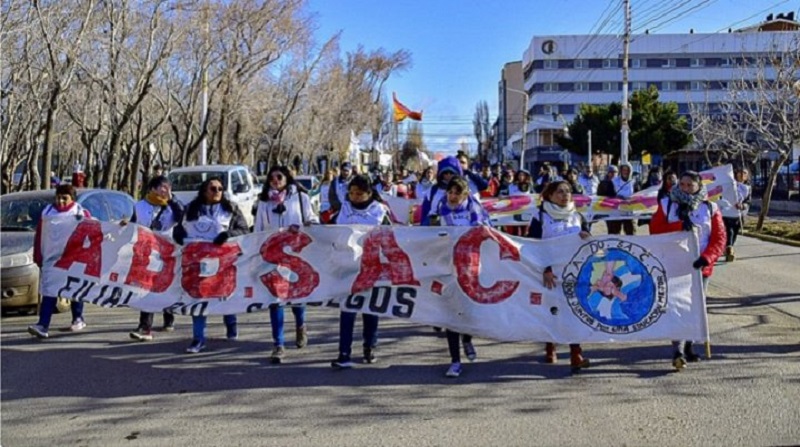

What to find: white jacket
left=254, top=186, right=318, bottom=231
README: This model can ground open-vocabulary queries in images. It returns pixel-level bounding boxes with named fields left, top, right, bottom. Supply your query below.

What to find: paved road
left=2, top=235, right=799, bottom=446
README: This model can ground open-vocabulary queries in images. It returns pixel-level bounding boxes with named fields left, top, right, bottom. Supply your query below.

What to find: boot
left=545, top=342, right=557, bottom=364
left=725, top=246, right=735, bottom=262
left=569, top=344, right=590, bottom=372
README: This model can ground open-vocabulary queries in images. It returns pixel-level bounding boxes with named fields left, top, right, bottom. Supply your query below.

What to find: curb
left=742, top=230, right=800, bottom=248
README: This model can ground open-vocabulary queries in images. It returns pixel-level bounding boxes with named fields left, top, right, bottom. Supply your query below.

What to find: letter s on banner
left=54, top=220, right=104, bottom=277
left=124, top=227, right=176, bottom=293
left=260, top=232, right=319, bottom=300
left=351, top=228, right=420, bottom=293
left=181, top=242, right=241, bottom=299
left=454, top=226, right=520, bottom=304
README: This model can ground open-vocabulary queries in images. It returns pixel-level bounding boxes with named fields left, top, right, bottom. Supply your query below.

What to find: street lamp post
left=506, top=87, right=528, bottom=171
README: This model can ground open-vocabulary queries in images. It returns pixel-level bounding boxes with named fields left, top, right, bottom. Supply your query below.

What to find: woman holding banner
left=649, top=170, right=726, bottom=370
left=432, top=176, right=492, bottom=378
left=526, top=180, right=592, bottom=372
left=173, top=177, right=249, bottom=354
left=128, top=176, right=184, bottom=341
left=330, top=174, right=392, bottom=369
left=27, top=184, right=91, bottom=339
left=255, top=166, right=318, bottom=364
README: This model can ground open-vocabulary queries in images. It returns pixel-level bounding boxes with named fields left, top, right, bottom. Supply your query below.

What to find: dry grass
left=743, top=216, right=800, bottom=242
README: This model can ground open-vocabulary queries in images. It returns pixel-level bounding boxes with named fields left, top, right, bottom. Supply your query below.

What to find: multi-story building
left=512, top=13, right=799, bottom=171
left=494, top=61, right=524, bottom=165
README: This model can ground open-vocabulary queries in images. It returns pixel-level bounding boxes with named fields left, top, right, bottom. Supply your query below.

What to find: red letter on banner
left=53, top=220, right=104, bottom=277
left=181, top=242, right=241, bottom=299
left=352, top=228, right=420, bottom=293
left=124, top=227, right=176, bottom=293
left=454, top=226, right=520, bottom=304
left=260, top=231, right=319, bottom=299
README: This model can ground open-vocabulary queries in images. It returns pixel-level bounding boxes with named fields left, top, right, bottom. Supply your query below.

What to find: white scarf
left=543, top=201, right=575, bottom=221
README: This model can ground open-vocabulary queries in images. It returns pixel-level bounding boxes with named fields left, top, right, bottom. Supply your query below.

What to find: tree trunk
left=39, top=88, right=60, bottom=189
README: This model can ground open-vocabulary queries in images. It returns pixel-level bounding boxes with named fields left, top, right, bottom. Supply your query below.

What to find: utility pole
left=620, top=0, right=631, bottom=165
left=587, top=130, right=593, bottom=168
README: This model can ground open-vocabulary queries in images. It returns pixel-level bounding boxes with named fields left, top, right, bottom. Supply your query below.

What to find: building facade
left=518, top=14, right=799, bottom=169
left=495, top=61, right=524, bottom=165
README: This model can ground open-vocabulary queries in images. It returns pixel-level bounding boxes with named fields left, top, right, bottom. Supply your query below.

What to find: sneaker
left=162, top=324, right=175, bottom=332
left=331, top=354, right=353, bottom=369
left=185, top=339, right=206, bottom=354
left=296, top=325, right=308, bottom=349
left=270, top=346, right=285, bottom=364
left=69, top=320, right=87, bottom=332
left=445, top=362, right=463, bottom=378
left=363, top=347, right=376, bottom=364
left=129, top=329, right=154, bottom=341
left=27, top=324, right=49, bottom=339
left=226, top=324, right=238, bottom=341
left=672, top=353, right=687, bottom=371
left=463, top=341, right=477, bottom=362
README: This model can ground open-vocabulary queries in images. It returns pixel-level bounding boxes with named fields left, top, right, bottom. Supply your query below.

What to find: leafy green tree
left=558, top=86, right=691, bottom=162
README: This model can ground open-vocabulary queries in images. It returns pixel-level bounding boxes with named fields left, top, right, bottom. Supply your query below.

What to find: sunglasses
left=208, top=186, right=223, bottom=192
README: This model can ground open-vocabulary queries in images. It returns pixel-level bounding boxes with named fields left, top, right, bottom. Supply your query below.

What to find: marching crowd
left=26, top=151, right=752, bottom=377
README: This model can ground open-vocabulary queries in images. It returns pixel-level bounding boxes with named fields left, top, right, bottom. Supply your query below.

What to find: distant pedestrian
left=723, top=168, right=751, bottom=262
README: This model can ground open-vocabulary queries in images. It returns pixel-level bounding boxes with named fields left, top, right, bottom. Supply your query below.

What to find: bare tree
left=473, top=100, right=490, bottom=163
left=691, top=37, right=800, bottom=230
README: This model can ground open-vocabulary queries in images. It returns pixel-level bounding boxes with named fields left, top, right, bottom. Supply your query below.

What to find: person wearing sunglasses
left=255, top=165, right=319, bottom=364
left=173, top=177, right=249, bottom=354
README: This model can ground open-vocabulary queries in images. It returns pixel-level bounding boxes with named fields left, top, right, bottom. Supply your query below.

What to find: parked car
left=0, top=189, right=134, bottom=315
left=294, top=174, right=322, bottom=214
left=168, top=165, right=258, bottom=228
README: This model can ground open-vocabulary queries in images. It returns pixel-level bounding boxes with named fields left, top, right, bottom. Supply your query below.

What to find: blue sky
left=308, top=0, right=799, bottom=156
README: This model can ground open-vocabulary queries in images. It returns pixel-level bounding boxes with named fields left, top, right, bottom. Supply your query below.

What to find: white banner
left=40, top=218, right=708, bottom=344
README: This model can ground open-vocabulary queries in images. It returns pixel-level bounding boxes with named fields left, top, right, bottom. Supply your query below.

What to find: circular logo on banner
left=542, top=40, right=556, bottom=55
left=562, top=239, right=668, bottom=334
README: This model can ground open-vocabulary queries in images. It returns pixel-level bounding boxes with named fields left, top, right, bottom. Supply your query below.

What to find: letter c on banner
left=454, top=226, right=520, bottom=304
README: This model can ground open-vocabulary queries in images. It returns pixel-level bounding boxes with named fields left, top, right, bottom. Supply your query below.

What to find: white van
left=167, top=165, right=259, bottom=228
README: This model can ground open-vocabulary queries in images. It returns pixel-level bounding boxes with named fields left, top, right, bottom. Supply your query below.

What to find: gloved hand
left=213, top=231, right=230, bottom=245
left=692, top=257, right=709, bottom=269
left=173, top=227, right=186, bottom=245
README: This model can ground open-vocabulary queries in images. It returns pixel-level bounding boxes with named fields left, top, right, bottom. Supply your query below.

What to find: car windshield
left=168, top=171, right=227, bottom=192
left=0, top=197, right=49, bottom=231
left=296, top=177, right=318, bottom=192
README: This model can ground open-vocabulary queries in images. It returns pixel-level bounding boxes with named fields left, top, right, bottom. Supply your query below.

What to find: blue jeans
left=269, top=304, right=306, bottom=347
left=191, top=314, right=237, bottom=343
left=36, top=296, right=84, bottom=330
left=338, top=311, right=379, bottom=357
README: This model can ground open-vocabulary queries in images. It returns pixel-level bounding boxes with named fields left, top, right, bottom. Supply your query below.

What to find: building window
left=690, top=58, right=705, bottom=67
left=603, top=59, right=616, bottom=69
left=574, top=59, right=587, bottom=69
left=544, top=83, right=556, bottom=92
left=602, top=82, right=616, bottom=91
left=663, top=58, right=676, bottom=68
left=690, top=81, right=706, bottom=91
left=544, top=60, right=557, bottom=69
left=720, top=57, right=733, bottom=67
left=542, top=105, right=555, bottom=115
left=575, top=82, right=589, bottom=91
left=662, top=81, right=675, bottom=91
left=631, top=58, right=642, bottom=68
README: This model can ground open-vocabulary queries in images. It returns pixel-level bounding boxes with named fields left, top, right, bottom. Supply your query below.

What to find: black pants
left=723, top=217, right=741, bottom=247
left=606, top=219, right=637, bottom=235
left=446, top=330, right=472, bottom=363
left=138, top=311, right=175, bottom=331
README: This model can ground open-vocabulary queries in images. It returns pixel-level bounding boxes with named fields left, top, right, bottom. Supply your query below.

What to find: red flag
left=393, top=92, right=423, bottom=122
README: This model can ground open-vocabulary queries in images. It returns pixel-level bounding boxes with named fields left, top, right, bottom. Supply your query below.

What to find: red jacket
left=649, top=199, right=727, bottom=277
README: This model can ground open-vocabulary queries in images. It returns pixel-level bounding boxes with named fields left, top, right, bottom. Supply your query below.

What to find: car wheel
left=17, top=306, right=36, bottom=316
left=55, top=298, right=71, bottom=313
